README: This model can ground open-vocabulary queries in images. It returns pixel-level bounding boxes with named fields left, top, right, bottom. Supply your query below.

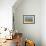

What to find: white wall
left=0, top=0, right=16, bottom=30
left=13, top=0, right=41, bottom=46
left=41, top=0, right=46, bottom=46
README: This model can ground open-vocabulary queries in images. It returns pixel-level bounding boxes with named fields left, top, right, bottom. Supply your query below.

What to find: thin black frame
left=23, top=15, right=35, bottom=24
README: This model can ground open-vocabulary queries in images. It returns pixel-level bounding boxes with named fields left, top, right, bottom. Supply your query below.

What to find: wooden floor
left=0, top=39, right=16, bottom=46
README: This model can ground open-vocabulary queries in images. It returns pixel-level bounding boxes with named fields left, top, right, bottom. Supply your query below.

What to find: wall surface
left=0, top=0, right=16, bottom=30
left=41, top=0, right=46, bottom=46
left=13, top=0, right=41, bottom=46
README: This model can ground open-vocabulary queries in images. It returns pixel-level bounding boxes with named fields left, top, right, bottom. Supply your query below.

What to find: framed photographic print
left=23, top=15, right=35, bottom=24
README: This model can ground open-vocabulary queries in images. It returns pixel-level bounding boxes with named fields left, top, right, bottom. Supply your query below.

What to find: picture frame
left=23, top=15, right=35, bottom=24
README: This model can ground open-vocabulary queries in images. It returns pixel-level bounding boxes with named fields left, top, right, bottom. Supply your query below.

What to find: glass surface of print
left=23, top=15, right=35, bottom=24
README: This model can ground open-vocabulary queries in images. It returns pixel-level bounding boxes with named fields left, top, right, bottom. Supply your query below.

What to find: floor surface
left=0, top=39, right=16, bottom=46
